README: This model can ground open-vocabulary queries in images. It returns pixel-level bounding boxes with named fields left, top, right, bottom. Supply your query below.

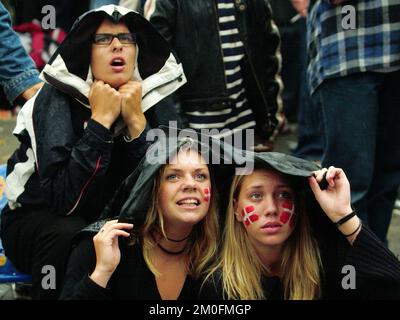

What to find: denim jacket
left=0, top=2, right=40, bottom=103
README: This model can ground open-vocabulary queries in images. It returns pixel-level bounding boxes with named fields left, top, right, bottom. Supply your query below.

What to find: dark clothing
left=1, top=209, right=86, bottom=300
left=269, top=0, right=297, bottom=27
left=269, top=0, right=303, bottom=122
left=148, top=0, right=282, bottom=139
left=200, top=225, right=400, bottom=299
left=291, top=18, right=324, bottom=161
left=60, top=237, right=202, bottom=299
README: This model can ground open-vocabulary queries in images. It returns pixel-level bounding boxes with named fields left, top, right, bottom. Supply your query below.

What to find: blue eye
left=195, top=173, right=207, bottom=181
left=250, top=193, right=262, bottom=200
left=166, top=174, right=178, bottom=181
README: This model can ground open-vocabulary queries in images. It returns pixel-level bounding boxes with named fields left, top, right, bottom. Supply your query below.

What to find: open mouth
left=110, top=57, right=125, bottom=67
left=176, top=198, right=201, bottom=207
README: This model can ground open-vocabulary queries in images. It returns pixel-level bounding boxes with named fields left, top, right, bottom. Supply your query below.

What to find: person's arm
left=33, top=85, right=147, bottom=216
left=0, top=2, right=42, bottom=104
left=60, top=220, right=133, bottom=299
left=110, top=124, right=151, bottom=183
left=33, top=85, right=113, bottom=215
left=309, top=166, right=361, bottom=244
left=146, top=0, right=176, bottom=44
left=310, top=167, right=400, bottom=298
left=89, top=220, right=133, bottom=288
left=146, top=1, right=190, bottom=129
left=60, top=236, right=110, bottom=299
left=343, top=224, right=400, bottom=299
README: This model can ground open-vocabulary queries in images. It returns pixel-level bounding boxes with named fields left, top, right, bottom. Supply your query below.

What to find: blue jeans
left=316, top=71, right=400, bottom=243
left=0, top=2, right=40, bottom=103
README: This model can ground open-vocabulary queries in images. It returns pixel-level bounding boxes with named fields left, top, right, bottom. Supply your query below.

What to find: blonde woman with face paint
left=61, top=138, right=222, bottom=300
left=202, top=153, right=400, bottom=300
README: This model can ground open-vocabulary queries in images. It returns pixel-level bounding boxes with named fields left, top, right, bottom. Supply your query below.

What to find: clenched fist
left=89, top=80, right=122, bottom=129
left=118, top=80, right=146, bottom=139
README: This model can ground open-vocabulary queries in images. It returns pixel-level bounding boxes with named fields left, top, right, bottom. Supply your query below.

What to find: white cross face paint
left=242, top=205, right=259, bottom=226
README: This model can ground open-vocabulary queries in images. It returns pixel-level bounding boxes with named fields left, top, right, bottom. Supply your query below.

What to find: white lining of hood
left=141, top=53, right=187, bottom=112
left=93, top=4, right=136, bottom=15
left=40, top=55, right=91, bottom=108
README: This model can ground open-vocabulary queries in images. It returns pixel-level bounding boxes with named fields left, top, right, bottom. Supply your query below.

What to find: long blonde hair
left=208, top=170, right=322, bottom=300
left=138, top=152, right=220, bottom=278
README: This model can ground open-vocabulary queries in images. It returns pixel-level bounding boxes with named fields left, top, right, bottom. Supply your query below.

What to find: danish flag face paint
left=204, top=187, right=211, bottom=203
left=279, top=201, right=295, bottom=227
left=242, top=205, right=259, bottom=226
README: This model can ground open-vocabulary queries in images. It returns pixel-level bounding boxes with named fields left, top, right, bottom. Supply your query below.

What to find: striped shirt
left=308, top=0, right=400, bottom=93
left=185, top=0, right=256, bottom=139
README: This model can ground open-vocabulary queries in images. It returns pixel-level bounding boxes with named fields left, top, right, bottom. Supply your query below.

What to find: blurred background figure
left=307, top=0, right=400, bottom=244
left=270, top=0, right=324, bottom=162
left=269, top=0, right=303, bottom=126
left=145, top=0, right=284, bottom=151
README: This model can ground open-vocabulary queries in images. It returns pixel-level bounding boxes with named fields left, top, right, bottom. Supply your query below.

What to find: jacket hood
left=39, top=5, right=186, bottom=118
left=253, top=152, right=320, bottom=177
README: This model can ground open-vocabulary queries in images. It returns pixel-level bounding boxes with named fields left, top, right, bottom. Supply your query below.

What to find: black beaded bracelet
left=334, top=211, right=356, bottom=228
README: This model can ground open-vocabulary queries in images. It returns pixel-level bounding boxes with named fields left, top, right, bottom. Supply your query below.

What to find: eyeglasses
left=92, top=33, right=136, bottom=45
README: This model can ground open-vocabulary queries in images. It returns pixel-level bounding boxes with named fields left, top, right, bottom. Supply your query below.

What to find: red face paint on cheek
left=242, top=205, right=259, bottom=226
left=282, top=201, right=293, bottom=211
left=280, top=212, right=290, bottom=224
left=280, top=201, right=295, bottom=225
left=204, top=187, right=211, bottom=203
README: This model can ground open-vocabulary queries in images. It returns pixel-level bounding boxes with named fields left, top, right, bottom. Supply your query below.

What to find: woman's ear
left=233, top=199, right=243, bottom=222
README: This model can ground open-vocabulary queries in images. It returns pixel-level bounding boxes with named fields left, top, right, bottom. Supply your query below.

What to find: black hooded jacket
left=1, top=5, right=187, bottom=227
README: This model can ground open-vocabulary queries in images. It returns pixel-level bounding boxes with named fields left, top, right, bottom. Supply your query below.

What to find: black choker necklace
left=165, top=234, right=191, bottom=242
left=157, top=243, right=186, bottom=255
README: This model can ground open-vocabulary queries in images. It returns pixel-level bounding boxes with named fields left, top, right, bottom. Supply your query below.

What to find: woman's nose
left=263, top=196, right=278, bottom=216
left=182, top=176, right=197, bottom=191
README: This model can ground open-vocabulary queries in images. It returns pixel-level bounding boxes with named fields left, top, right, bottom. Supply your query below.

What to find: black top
left=200, top=225, right=400, bottom=300
left=60, top=237, right=203, bottom=300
